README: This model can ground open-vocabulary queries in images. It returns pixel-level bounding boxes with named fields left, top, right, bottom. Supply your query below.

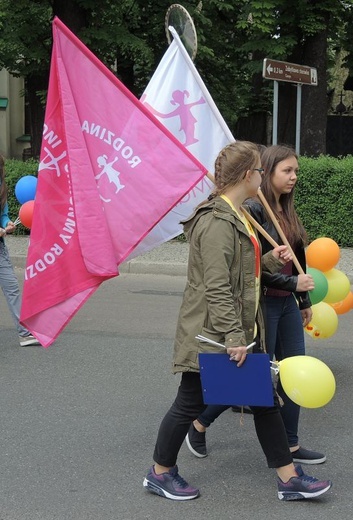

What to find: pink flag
left=20, top=18, right=207, bottom=347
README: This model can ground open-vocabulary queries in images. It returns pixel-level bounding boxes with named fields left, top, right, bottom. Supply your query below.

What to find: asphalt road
left=0, top=272, right=352, bottom=520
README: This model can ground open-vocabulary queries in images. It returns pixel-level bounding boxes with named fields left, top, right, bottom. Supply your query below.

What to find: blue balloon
left=15, top=175, right=38, bottom=204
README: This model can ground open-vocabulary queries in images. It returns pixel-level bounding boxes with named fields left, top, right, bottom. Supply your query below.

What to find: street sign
left=263, top=58, right=318, bottom=86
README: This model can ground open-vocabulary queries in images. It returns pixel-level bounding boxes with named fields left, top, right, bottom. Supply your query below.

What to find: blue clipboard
left=199, top=353, right=274, bottom=406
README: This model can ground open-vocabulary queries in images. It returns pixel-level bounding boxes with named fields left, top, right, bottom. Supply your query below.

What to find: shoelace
left=172, top=471, right=189, bottom=489
left=298, top=474, right=319, bottom=483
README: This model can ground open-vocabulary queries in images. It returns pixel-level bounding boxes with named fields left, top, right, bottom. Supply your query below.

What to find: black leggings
left=153, top=372, right=293, bottom=469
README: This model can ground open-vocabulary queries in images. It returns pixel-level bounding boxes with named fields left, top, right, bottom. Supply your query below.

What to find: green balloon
left=307, top=267, right=329, bottom=305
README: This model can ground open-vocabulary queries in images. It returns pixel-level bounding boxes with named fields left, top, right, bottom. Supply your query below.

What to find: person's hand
left=0, top=227, right=6, bottom=238
left=296, top=273, right=314, bottom=292
left=5, top=221, right=15, bottom=234
left=272, top=245, right=292, bottom=264
left=301, top=307, right=313, bottom=327
left=226, top=346, right=247, bottom=367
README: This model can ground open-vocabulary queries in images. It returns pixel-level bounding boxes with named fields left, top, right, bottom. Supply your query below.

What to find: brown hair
left=212, top=140, right=260, bottom=196
left=0, top=155, right=7, bottom=213
left=260, top=144, right=307, bottom=246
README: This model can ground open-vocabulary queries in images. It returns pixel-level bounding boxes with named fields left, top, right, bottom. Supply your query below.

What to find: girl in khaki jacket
left=143, top=141, right=332, bottom=502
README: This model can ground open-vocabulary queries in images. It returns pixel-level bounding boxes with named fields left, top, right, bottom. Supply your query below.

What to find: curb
left=11, top=255, right=188, bottom=277
left=8, top=238, right=353, bottom=283
left=12, top=254, right=353, bottom=283
left=119, top=261, right=187, bottom=277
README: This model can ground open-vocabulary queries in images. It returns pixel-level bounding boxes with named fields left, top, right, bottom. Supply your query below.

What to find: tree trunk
left=234, top=112, right=268, bottom=144
left=52, top=0, right=88, bottom=33
left=277, top=82, right=297, bottom=147
left=26, top=73, right=48, bottom=158
left=234, top=66, right=269, bottom=145
left=26, top=1, right=90, bottom=157
left=299, top=28, right=329, bottom=156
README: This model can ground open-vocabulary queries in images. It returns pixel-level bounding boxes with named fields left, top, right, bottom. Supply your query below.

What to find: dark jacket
left=172, top=196, right=286, bottom=374
left=244, top=198, right=311, bottom=310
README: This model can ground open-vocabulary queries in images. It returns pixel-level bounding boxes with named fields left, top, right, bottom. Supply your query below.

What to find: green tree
left=0, top=0, right=352, bottom=157
left=201, top=0, right=351, bottom=155
left=0, top=0, right=168, bottom=156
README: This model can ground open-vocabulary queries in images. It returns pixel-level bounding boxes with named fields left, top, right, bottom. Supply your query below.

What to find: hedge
left=3, top=156, right=353, bottom=246
left=295, top=155, right=353, bottom=247
left=3, top=158, right=39, bottom=235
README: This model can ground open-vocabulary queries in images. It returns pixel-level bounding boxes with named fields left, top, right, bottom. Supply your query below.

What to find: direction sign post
left=263, top=58, right=318, bottom=153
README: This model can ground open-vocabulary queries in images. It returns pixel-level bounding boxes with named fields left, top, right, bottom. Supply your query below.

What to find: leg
left=144, top=372, right=204, bottom=500
left=197, top=404, right=230, bottom=428
left=153, top=372, right=206, bottom=467
left=268, top=296, right=326, bottom=464
left=262, top=295, right=283, bottom=360
left=251, top=399, right=293, bottom=469
left=0, top=241, right=29, bottom=336
left=275, top=295, right=305, bottom=448
left=186, top=404, right=230, bottom=458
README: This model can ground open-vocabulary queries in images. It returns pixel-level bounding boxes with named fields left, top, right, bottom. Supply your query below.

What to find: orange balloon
left=306, top=237, right=340, bottom=272
left=330, top=291, right=353, bottom=315
left=19, top=200, right=35, bottom=229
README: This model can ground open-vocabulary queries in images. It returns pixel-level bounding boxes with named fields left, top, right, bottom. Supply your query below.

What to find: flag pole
left=257, top=189, right=304, bottom=274
left=240, top=207, right=279, bottom=248
left=169, top=27, right=234, bottom=142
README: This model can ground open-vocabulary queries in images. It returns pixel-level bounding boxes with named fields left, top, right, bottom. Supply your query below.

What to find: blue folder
left=199, top=353, right=274, bottom=406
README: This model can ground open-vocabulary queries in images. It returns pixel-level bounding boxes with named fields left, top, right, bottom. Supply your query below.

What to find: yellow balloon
left=323, top=268, right=350, bottom=304
left=304, top=301, right=338, bottom=339
left=278, top=356, right=336, bottom=408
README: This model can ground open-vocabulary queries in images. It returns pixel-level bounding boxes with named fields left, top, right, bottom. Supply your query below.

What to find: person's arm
left=247, top=199, right=312, bottom=309
left=0, top=201, right=10, bottom=229
left=0, top=201, right=10, bottom=236
left=262, top=270, right=298, bottom=292
left=196, top=216, right=249, bottom=366
left=1, top=201, right=16, bottom=235
left=197, top=217, right=246, bottom=346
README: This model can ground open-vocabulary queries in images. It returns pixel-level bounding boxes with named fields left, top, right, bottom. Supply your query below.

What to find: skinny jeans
left=263, top=294, right=305, bottom=447
left=197, top=294, right=305, bottom=447
left=0, top=240, right=29, bottom=336
left=153, top=371, right=293, bottom=469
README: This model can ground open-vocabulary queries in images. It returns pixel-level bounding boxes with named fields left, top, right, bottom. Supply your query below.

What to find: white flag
left=127, top=26, right=234, bottom=258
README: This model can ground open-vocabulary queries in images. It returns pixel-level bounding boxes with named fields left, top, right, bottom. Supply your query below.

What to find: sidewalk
left=5, top=235, right=190, bottom=276
left=5, top=234, right=353, bottom=281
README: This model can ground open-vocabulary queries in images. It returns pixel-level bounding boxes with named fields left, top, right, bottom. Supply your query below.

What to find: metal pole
left=272, top=80, right=278, bottom=145
left=295, top=84, right=302, bottom=154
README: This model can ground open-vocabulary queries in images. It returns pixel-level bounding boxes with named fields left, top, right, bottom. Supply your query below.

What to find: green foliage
left=295, top=155, right=353, bottom=247
left=0, top=0, right=52, bottom=77
left=4, top=156, right=353, bottom=246
left=0, top=0, right=352, bottom=154
left=4, top=159, right=38, bottom=235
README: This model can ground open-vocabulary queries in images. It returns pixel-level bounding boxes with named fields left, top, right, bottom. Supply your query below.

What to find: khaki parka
left=172, top=196, right=285, bottom=374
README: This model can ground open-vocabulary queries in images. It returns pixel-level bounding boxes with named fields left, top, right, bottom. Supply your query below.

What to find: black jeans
left=153, top=372, right=293, bottom=469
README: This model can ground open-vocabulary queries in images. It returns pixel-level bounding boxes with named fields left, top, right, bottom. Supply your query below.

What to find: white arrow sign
left=267, top=63, right=273, bottom=75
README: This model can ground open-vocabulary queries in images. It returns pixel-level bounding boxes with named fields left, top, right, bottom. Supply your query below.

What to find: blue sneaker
left=143, top=465, right=200, bottom=500
left=291, top=446, right=326, bottom=465
left=185, top=424, right=208, bottom=458
left=277, top=465, right=332, bottom=501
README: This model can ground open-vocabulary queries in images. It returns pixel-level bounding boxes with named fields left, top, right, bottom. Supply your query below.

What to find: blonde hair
left=212, top=141, right=260, bottom=196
